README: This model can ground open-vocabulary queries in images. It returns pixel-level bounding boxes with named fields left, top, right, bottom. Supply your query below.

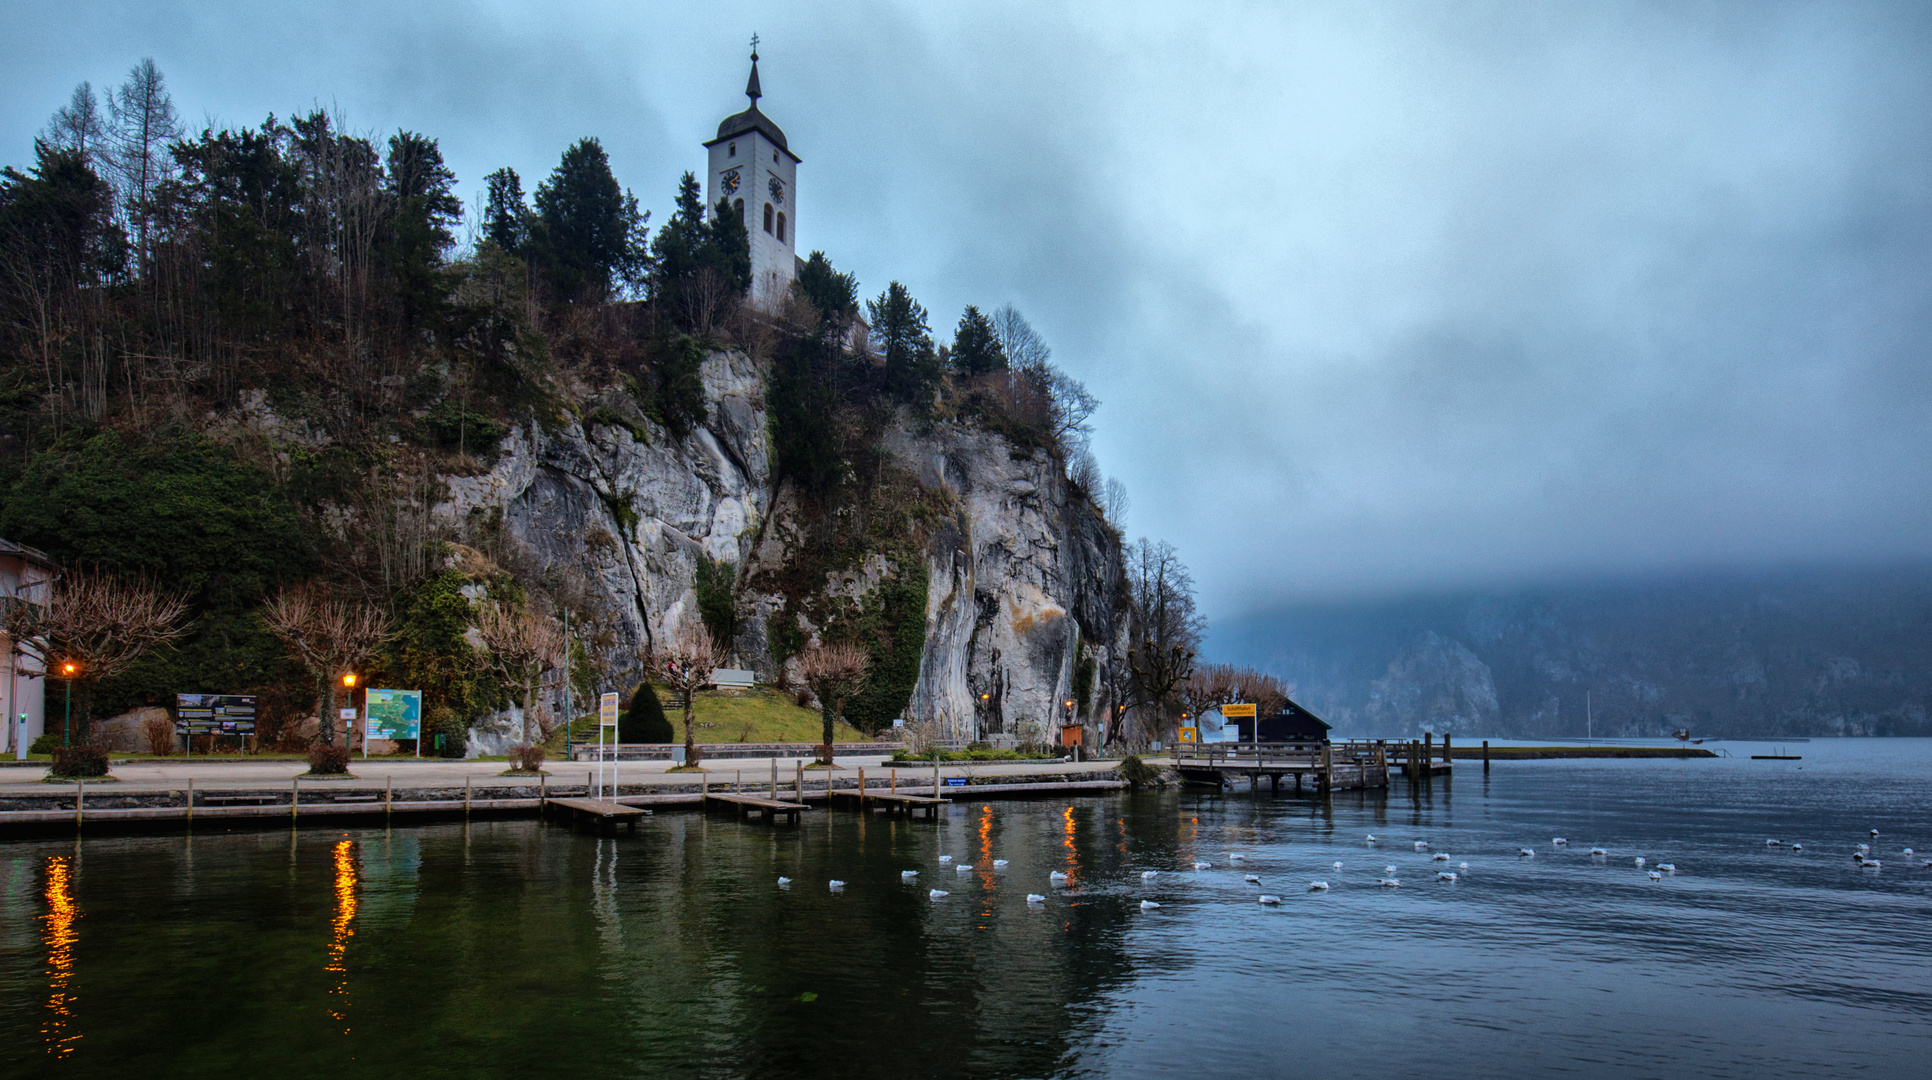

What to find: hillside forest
left=0, top=61, right=1224, bottom=755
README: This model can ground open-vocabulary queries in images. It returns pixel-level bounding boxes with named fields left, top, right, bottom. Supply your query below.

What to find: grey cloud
left=5, top=0, right=1931, bottom=620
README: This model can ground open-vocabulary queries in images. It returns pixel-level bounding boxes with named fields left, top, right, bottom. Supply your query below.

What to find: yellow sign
left=599, top=692, right=620, bottom=727
left=1178, top=726, right=1198, bottom=743
left=1221, top=703, right=1257, bottom=718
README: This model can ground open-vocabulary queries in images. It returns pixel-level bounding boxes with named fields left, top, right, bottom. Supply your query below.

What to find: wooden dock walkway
left=702, top=792, right=809, bottom=824
left=825, top=790, right=947, bottom=818
left=542, top=796, right=649, bottom=832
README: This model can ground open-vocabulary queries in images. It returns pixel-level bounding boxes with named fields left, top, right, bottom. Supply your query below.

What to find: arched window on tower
left=734, top=198, right=744, bottom=224
left=763, top=203, right=774, bottom=234
left=776, top=212, right=786, bottom=243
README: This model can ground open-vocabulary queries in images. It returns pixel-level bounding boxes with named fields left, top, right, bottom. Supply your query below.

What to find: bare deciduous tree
left=1124, top=537, right=1204, bottom=743
left=261, top=585, right=395, bottom=748
left=105, top=58, right=180, bottom=262
left=42, top=83, right=108, bottom=164
left=1183, top=663, right=1292, bottom=734
left=650, top=619, right=723, bottom=766
left=2, top=568, right=189, bottom=681
left=798, top=642, right=870, bottom=764
left=476, top=602, right=567, bottom=754
left=1, top=568, right=189, bottom=744
left=1102, top=476, right=1131, bottom=530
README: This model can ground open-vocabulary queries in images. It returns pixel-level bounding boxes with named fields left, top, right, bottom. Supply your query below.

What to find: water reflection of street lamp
left=59, top=661, right=79, bottom=747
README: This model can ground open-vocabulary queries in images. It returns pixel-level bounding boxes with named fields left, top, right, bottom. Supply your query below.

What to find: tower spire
left=746, top=35, right=762, bottom=107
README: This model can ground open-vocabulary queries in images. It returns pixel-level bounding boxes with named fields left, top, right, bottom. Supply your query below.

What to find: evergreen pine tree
left=706, top=196, right=751, bottom=296
left=532, top=138, right=648, bottom=303
left=383, top=131, right=460, bottom=327
left=482, top=167, right=527, bottom=252
left=795, top=250, right=858, bottom=325
left=868, top=282, right=940, bottom=406
left=950, top=304, right=1006, bottom=376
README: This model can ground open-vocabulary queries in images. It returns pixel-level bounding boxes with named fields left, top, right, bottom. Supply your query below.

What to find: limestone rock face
left=439, top=349, right=774, bottom=674
left=437, top=348, right=1128, bottom=749
left=884, top=422, right=1129, bottom=746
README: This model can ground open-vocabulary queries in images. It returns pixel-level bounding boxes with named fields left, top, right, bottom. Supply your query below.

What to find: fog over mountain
left=1210, top=565, right=1932, bottom=739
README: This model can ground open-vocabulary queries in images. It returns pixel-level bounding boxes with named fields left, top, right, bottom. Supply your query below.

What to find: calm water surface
left=3, top=739, right=1930, bottom=1079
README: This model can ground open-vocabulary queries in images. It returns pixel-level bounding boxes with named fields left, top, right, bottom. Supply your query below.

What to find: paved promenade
left=0, top=754, right=1130, bottom=797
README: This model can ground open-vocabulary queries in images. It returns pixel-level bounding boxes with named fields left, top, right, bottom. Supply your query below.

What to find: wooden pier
left=822, top=767, right=948, bottom=819
left=542, top=796, right=649, bottom=832
left=1175, top=738, right=1453, bottom=793
left=702, top=792, right=809, bottom=824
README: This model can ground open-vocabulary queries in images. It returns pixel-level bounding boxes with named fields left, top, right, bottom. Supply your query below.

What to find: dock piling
left=1483, top=740, right=1491, bottom=772
left=187, top=778, right=194, bottom=823
left=75, top=780, right=83, bottom=828
left=291, top=777, right=298, bottom=821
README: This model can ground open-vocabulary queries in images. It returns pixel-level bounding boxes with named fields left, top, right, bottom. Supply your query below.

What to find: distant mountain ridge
left=1209, top=565, right=1932, bottom=739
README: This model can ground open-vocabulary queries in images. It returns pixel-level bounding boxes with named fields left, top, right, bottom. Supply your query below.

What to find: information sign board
left=1178, top=726, right=1198, bottom=743
left=175, top=694, right=257, bottom=735
left=364, top=689, right=423, bottom=741
left=600, top=692, right=620, bottom=727
left=1221, top=703, right=1258, bottom=718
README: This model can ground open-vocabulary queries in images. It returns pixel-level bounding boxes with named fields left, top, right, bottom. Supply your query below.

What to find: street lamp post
left=60, top=661, right=78, bottom=747
left=342, top=672, right=359, bottom=758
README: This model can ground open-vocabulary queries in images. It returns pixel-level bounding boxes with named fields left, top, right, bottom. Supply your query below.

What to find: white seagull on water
left=929, top=889, right=949, bottom=900
left=1308, top=881, right=1330, bottom=891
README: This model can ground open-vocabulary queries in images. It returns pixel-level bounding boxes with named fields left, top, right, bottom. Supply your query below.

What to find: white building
left=705, top=48, right=799, bottom=309
left=0, top=538, right=55, bottom=758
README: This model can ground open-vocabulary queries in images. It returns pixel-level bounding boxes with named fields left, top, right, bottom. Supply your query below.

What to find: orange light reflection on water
left=42, top=856, right=79, bottom=1057
left=326, top=840, right=358, bottom=1034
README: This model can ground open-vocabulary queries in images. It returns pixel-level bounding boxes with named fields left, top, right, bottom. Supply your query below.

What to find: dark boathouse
left=1225, top=699, right=1333, bottom=744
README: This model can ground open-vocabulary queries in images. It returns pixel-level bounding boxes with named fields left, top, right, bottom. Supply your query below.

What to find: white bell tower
left=706, top=42, right=799, bottom=309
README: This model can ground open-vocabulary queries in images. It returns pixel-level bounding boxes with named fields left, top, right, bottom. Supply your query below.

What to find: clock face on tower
left=767, top=175, right=786, bottom=204
left=720, top=168, right=741, bottom=195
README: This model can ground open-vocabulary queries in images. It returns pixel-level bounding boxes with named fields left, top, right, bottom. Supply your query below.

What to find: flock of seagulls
left=772, top=824, right=1922, bottom=908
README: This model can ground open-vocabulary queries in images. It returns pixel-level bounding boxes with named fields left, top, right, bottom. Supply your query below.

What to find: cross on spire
left=745, top=35, right=763, bottom=106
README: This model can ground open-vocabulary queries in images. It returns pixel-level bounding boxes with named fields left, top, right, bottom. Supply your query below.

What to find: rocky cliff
left=435, top=348, right=1127, bottom=746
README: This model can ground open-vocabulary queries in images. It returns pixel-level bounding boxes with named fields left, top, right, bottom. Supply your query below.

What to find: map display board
left=176, top=694, right=257, bottom=734
left=364, top=689, right=423, bottom=741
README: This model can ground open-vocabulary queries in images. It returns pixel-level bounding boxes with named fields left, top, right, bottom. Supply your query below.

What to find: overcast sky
left=6, top=1, right=1931, bottom=618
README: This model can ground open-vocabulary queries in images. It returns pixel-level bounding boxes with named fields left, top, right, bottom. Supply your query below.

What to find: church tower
left=706, top=45, right=799, bottom=308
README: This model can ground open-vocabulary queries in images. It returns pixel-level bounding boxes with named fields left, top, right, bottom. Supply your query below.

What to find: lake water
left=3, top=739, right=1930, bottom=1079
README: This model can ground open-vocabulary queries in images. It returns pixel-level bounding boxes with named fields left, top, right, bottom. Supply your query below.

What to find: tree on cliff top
left=649, top=172, right=751, bottom=332
left=950, top=305, right=1006, bottom=377
left=869, top=281, right=940, bottom=407
left=530, top=137, right=649, bottom=303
